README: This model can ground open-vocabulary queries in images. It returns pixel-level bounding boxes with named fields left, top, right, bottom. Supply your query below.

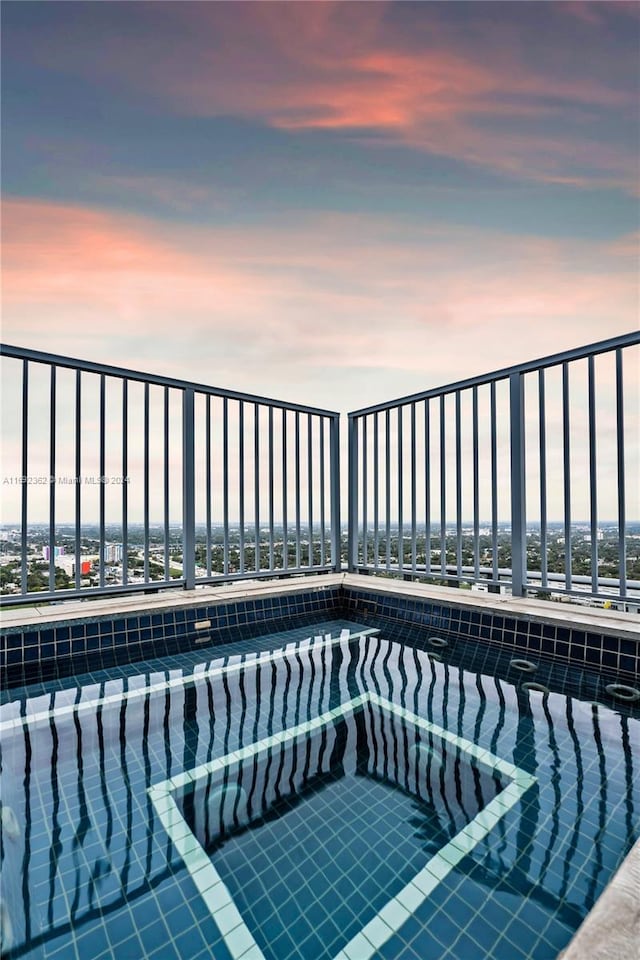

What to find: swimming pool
left=0, top=614, right=638, bottom=960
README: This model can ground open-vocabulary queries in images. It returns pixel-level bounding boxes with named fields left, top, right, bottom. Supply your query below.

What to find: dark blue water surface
left=0, top=618, right=638, bottom=960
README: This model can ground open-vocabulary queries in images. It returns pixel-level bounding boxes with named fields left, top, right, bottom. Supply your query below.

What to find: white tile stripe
left=150, top=691, right=537, bottom=960
left=0, top=628, right=380, bottom=734
left=149, top=695, right=371, bottom=960
left=154, top=694, right=370, bottom=792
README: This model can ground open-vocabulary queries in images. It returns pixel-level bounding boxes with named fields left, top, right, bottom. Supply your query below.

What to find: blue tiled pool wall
left=341, top=589, right=639, bottom=687
left=2, top=584, right=637, bottom=694
left=0, top=586, right=342, bottom=690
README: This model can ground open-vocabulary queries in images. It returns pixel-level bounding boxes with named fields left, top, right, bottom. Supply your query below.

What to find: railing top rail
left=348, top=331, right=640, bottom=418
left=0, top=343, right=340, bottom=418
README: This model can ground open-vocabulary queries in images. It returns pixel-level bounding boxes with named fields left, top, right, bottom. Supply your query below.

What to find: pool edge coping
left=2, top=573, right=638, bottom=642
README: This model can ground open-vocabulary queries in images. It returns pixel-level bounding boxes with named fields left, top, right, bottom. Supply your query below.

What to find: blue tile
left=75, top=924, right=111, bottom=956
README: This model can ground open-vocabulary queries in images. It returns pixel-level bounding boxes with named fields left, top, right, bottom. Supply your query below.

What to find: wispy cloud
left=7, top=2, right=637, bottom=193
left=3, top=198, right=636, bottom=408
left=156, top=5, right=639, bottom=191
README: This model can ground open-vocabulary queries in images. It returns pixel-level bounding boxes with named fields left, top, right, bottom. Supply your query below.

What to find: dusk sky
left=2, top=0, right=639, bottom=416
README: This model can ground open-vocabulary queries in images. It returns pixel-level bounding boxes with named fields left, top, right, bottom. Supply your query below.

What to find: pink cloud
left=2, top=198, right=636, bottom=400
left=19, top=3, right=638, bottom=192
left=1, top=198, right=269, bottom=318
left=162, top=6, right=637, bottom=190
left=605, top=231, right=640, bottom=258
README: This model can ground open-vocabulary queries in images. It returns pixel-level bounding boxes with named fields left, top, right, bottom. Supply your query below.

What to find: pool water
left=0, top=618, right=638, bottom=960
left=172, top=693, right=511, bottom=960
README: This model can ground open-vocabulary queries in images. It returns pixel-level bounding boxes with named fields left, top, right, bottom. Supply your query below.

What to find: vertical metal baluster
left=164, top=387, right=171, bottom=581
left=143, top=382, right=150, bottom=584
left=373, top=412, right=379, bottom=570
left=491, top=382, right=498, bottom=585
left=398, top=406, right=403, bottom=572
left=239, top=400, right=245, bottom=575
left=182, top=388, right=195, bottom=590
left=21, top=360, right=28, bottom=595
left=223, top=397, right=229, bottom=576
left=319, top=416, right=325, bottom=567
left=329, top=413, right=340, bottom=572
left=411, top=403, right=417, bottom=577
left=562, top=362, right=571, bottom=593
left=99, top=374, right=106, bottom=588
left=385, top=409, right=391, bottom=572
left=307, top=413, right=313, bottom=567
left=588, top=357, right=597, bottom=596
left=295, top=410, right=301, bottom=569
left=122, top=380, right=128, bottom=586
left=254, top=403, right=260, bottom=573
left=616, top=349, right=627, bottom=600
left=268, top=406, right=274, bottom=572
left=472, top=386, right=479, bottom=583
left=510, top=372, right=526, bottom=598
left=75, top=370, right=81, bottom=590
left=455, top=390, right=462, bottom=582
left=440, top=395, right=446, bottom=580
left=425, top=399, right=431, bottom=577
left=205, top=394, right=211, bottom=578
left=282, top=409, right=288, bottom=571
left=362, top=416, right=368, bottom=569
left=538, top=370, right=547, bottom=590
left=348, top=414, right=359, bottom=571
left=49, top=366, right=56, bottom=593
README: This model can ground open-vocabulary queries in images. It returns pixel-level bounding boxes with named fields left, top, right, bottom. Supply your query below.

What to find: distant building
left=103, top=543, right=123, bottom=563
left=57, top=555, right=91, bottom=577
left=42, top=545, right=64, bottom=561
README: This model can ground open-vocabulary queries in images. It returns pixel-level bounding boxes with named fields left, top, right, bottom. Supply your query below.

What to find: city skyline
left=2, top=518, right=636, bottom=602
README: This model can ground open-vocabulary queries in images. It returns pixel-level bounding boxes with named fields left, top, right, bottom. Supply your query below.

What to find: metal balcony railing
left=1, top=333, right=638, bottom=608
left=0, top=345, right=341, bottom=605
left=347, top=332, right=639, bottom=605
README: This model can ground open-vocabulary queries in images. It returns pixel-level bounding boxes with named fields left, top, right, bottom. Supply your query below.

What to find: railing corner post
left=329, top=413, right=341, bottom=573
left=183, top=387, right=196, bottom=591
